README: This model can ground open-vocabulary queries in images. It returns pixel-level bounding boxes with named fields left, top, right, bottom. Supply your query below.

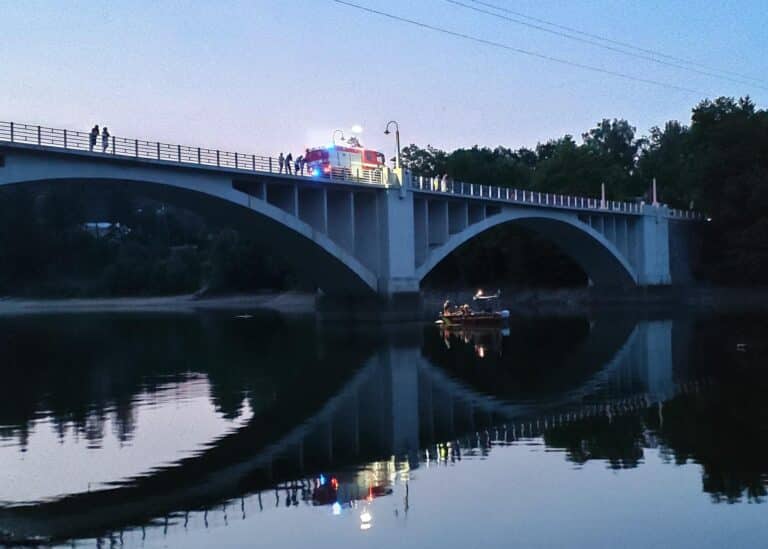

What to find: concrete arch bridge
left=0, top=122, right=699, bottom=297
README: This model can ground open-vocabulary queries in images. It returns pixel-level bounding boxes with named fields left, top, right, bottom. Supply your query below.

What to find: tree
left=635, top=121, right=695, bottom=207
left=581, top=118, right=643, bottom=198
left=400, top=144, right=447, bottom=177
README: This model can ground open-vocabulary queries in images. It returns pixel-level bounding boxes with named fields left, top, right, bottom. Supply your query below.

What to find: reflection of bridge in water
left=0, top=318, right=693, bottom=544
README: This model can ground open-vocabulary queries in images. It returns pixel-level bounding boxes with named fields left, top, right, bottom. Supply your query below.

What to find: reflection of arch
left=419, top=316, right=641, bottom=419
left=0, top=162, right=377, bottom=296
left=422, top=315, right=639, bottom=402
left=0, top=320, right=676, bottom=545
left=417, top=211, right=636, bottom=287
left=0, top=355, right=381, bottom=544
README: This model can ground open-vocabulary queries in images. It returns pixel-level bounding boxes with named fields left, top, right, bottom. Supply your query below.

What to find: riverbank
left=0, top=292, right=317, bottom=316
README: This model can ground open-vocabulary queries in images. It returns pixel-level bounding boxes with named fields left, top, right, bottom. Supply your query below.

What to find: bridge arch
left=416, top=209, right=637, bottom=288
left=0, top=165, right=379, bottom=296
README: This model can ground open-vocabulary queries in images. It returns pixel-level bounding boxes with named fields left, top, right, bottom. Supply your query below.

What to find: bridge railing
left=668, top=208, right=704, bottom=220
left=0, top=121, right=704, bottom=219
left=0, top=121, right=385, bottom=186
left=409, top=174, right=646, bottom=215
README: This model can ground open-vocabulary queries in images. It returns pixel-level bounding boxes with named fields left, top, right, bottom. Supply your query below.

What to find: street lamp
left=332, top=129, right=345, bottom=146
left=384, top=121, right=401, bottom=169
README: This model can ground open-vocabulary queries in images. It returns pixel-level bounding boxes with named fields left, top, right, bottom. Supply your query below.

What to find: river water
left=0, top=310, right=766, bottom=548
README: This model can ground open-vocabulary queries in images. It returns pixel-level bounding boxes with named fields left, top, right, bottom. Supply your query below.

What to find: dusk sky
left=3, top=0, right=766, bottom=160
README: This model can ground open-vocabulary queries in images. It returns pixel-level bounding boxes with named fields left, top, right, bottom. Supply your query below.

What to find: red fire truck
left=304, top=140, right=385, bottom=181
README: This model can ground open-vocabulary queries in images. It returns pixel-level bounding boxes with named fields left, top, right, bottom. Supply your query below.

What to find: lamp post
left=384, top=121, right=401, bottom=169
left=332, top=129, right=345, bottom=146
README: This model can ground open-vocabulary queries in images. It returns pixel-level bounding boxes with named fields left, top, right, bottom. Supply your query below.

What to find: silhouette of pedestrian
left=89, top=125, right=99, bottom=152
left=278, top=152, right=285, bottom=174
left=101, top=127, right=110, bottom=153
left=285, top=152, right=293, bottom=175
left=294, top=155, right=302, bottom=175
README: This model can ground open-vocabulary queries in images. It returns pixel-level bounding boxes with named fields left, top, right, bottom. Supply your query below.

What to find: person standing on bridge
left=101, top=127, right=110, bottom=153
left=89, top=125, right=99, bottom=152
left=285, top=152, right=293, bottom=175
left=278, top=152, right=285, bottom=173
left=295, top=154, right=303, bottom=175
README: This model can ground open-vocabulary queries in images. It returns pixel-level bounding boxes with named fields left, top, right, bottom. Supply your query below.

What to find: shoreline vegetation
left=1, top=96, right=766, bottom=298
left=0, top=292, right=316, bottom=316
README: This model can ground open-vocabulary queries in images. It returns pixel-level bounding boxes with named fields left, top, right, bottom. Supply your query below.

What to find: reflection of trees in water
left=542, top=384, right=768, bottom=503
left=0, top=313, right=370, bottom=449
left=653, top=382, right=768, bottom=504
left=427, top=312, right=768, bottom=503
left=540, top=311, right=768, bottom=503
left=660, top=314, right=768, bottom=503
left=544, top=414, right=646, bottom=469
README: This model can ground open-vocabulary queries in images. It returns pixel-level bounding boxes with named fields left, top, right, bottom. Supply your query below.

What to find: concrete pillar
left=413, top=197, right=428, bottom=269
left=427, top=200, right=449, bottom=247
left=354, top=192, right=380, bottom=272
left=468, top=203, right=485, bottom=225
left=327, top=190, right=354, bottom=253
left=298, top=187, right=326, bottom=233
left=266, top=183, right=297, bottom=216
left=448, top=200, right=469, bottom=235
left=632, top=205, right=671, bottom=285
left=377, top=188, right=419, bottom=297
left=614, top=216, right=626, bottom=257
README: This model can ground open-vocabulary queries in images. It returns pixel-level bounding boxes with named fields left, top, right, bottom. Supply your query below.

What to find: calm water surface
left=0, top=310, right=767, bottom=548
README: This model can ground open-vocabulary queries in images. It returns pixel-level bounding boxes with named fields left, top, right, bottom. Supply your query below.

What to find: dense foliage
left=0, top=186, right=292, bottom=296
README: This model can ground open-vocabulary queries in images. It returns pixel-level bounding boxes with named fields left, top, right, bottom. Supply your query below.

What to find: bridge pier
left=376, top=186, right=420, bottom=299
left=633, top=205, right=672, bottom=285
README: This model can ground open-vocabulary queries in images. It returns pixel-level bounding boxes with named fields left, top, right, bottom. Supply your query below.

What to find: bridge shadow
left=0, top=314, right=706, bottom=543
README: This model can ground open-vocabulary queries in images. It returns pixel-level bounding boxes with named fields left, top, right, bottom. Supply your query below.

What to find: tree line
left=0, top=186, right=293, bottom=296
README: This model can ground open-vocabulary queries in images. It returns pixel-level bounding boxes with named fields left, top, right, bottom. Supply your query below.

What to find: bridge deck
left=0, top=120, right=702, bottom=220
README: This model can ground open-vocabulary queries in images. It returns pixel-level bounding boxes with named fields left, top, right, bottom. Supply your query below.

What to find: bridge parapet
left=408, top=172, right=704, bottom=220
left=0, top=121, right=387, bottom=186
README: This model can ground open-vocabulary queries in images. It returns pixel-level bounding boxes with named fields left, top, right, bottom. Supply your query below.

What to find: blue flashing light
left=326, top=145, right=335, bottom=150
left=319, top=474, right=327, bottom=485
left=313, top=168, right=321, bottom=177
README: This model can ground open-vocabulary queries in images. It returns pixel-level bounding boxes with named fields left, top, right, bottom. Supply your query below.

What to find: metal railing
left=0, top=121, right=385, bottom=186
left=668, top=208, right=704, bottom=220
left=0, top=120, right=704, bottom=219
left=409, top=174, right=647, bottom=215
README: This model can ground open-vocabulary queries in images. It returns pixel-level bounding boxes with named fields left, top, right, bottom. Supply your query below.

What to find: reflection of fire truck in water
left=305, top=137, right=386, bottom=181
